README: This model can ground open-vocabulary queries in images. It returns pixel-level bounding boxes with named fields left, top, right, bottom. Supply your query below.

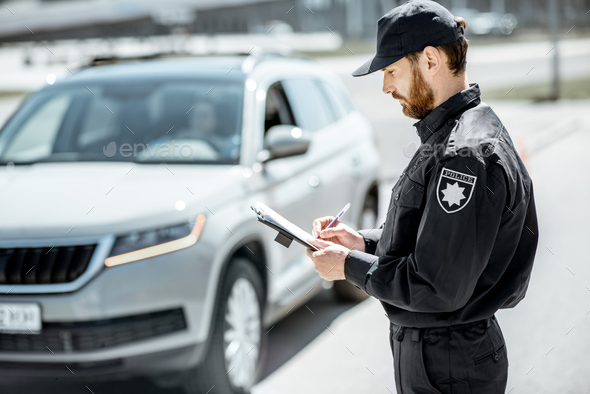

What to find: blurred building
left=0, top=0, right=589, bottom=43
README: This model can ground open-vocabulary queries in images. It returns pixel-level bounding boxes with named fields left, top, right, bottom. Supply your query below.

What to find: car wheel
left=333, top=191, right=378, bottom=303
left=183, top=258, right=266, bottom=394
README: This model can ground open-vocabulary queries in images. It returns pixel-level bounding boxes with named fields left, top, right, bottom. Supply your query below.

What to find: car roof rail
left=244, top=46, right=312, bottom=60
left=77, top=47, right=314, bottom=71
left=238, top=46, right=315, bottom=70
left=84, top=51, right=189, bottom=67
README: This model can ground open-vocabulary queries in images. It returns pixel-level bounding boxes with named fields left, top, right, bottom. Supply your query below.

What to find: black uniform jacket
left=344, top=83, right=539, bottom=328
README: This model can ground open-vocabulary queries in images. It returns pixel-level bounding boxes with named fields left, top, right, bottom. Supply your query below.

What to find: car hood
left=0, top=162, right=247, bottom=240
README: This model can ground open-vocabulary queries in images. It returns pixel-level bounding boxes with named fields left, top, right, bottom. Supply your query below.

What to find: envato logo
left=103, top=141, right=194, bottom=158
left=403, top=141, right=496, bottom=159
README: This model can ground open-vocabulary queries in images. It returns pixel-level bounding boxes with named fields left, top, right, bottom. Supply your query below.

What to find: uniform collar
left=413, top=83, right=481, bottom=144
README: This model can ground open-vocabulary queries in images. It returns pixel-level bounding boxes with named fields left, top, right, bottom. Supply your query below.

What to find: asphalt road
left=0, top=38, right=589, bottom=394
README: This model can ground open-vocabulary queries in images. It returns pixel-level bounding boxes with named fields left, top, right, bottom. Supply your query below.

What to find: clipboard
left=250, top=201, right=320, bottom=251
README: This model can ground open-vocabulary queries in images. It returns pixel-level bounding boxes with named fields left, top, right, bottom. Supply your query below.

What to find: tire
left=183, top=258, right=266, bottom=394
left=333, top=190, right=378, bottom=303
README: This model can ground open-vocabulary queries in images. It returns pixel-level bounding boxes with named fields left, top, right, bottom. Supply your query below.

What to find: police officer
left=305, top=1, right=539, bottom=393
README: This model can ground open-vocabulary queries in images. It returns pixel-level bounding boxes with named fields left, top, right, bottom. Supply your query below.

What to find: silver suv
left=0, top=53, right=380, bottom=393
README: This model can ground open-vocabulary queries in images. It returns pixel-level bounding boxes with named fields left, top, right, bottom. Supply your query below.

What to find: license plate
left=0, top=303, right=41, bottom=334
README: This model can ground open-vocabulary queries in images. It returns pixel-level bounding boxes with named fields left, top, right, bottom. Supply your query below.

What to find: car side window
left=264, top=82, right=295, bottom=134
left=281, top=78, right=336, bottom=132
left=317, top=81, right=350, bottom=120
left=325, top=79, right=356, bottom=115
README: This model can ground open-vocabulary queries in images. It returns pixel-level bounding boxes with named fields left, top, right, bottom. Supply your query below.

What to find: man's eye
left=389, top=70, right=395, bottom=75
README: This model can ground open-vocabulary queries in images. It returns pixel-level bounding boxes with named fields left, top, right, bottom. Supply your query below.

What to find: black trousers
left=388, top=315, right=508, bottom=394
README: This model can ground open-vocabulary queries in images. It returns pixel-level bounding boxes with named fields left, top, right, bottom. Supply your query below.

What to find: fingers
left=312, top=217, right=323, bottom=234
left=307, top=238, right=333, bottom=250
left=315, top=217, right=338, bottom=229
left=312, top=216, right=338, bottom=238
left=306, top=247, right=323, bottom=261
left=319, top=224, right=347, bottom=239
left=312, top=217, right=329, bottom=236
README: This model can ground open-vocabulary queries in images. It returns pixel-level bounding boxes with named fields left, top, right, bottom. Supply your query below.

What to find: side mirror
left=257, top=125, right=311, bottom=163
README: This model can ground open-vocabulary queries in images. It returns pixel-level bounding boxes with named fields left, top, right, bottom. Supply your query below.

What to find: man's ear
left=423, top=46, right=441, bottom=75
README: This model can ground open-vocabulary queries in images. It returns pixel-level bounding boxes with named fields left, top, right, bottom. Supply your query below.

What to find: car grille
left=0, top=245, right=96, bottom=284
left=0, top=359, right=123, bottom=372
left=0, top=308, right=187, bottom=353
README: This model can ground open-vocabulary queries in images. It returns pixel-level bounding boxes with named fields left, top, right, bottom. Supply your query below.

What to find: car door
left=246, top=80, right=324, bottom=305
left=281, top=77, right=358, bottom=227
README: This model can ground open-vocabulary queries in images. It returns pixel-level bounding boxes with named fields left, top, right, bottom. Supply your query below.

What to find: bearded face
left=391, top=62, right=436, bottom=120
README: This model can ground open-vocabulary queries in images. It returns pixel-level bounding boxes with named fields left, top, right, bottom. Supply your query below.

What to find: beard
left=391, top=65, right=436, bottom=120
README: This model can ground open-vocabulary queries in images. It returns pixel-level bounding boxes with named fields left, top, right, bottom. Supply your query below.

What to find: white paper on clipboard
left=250, top=201, right=320, bottom=251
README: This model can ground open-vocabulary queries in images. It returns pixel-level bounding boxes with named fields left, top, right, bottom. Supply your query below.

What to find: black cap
left=352, top=0, right=464, bottom=77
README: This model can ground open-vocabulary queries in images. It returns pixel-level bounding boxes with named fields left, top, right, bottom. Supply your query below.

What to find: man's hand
left=305, top=238, right=350, bottom=281
left=311, top=216, right=365, bottom=252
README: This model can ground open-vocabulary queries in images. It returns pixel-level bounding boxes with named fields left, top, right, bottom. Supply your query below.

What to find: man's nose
left=382, top=82, right=394, bottom=95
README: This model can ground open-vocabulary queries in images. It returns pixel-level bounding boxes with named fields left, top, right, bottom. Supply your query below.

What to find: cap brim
left=351, top=54, right=406, bottom=77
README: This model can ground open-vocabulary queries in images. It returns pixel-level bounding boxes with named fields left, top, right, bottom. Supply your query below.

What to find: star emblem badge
left=436, top=168, right=477, bottom=213
left=441, top=182, right=466, bottom=207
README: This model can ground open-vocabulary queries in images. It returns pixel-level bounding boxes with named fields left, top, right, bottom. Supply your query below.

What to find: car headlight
left=104, top=214, right=206, bottom=267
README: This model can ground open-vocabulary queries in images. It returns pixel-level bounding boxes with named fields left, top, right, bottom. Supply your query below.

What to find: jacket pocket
left=388, top=178, right=425, bottom=254
left=474, top=343, right=505, bottom=364
left=394, top=178, right=425, bottom=208
left=375, top=184, right=398, bottom=255
left=472, top=321, right=506, bottom=365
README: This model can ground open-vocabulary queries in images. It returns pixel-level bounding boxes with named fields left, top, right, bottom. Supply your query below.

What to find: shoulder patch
left=436, top=168, right=477, bottom=213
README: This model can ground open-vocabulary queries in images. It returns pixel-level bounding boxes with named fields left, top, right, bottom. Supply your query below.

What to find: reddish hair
left=406, top=16, right=469, bottom=76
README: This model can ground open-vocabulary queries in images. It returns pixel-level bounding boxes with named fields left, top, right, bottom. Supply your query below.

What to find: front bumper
left=0, top=241, right=218, bottom=377
left=0, top=342, right=204, bottom=381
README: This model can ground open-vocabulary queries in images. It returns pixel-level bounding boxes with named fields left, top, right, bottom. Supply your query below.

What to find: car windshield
left=0, top=78, right=244, bottom=164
